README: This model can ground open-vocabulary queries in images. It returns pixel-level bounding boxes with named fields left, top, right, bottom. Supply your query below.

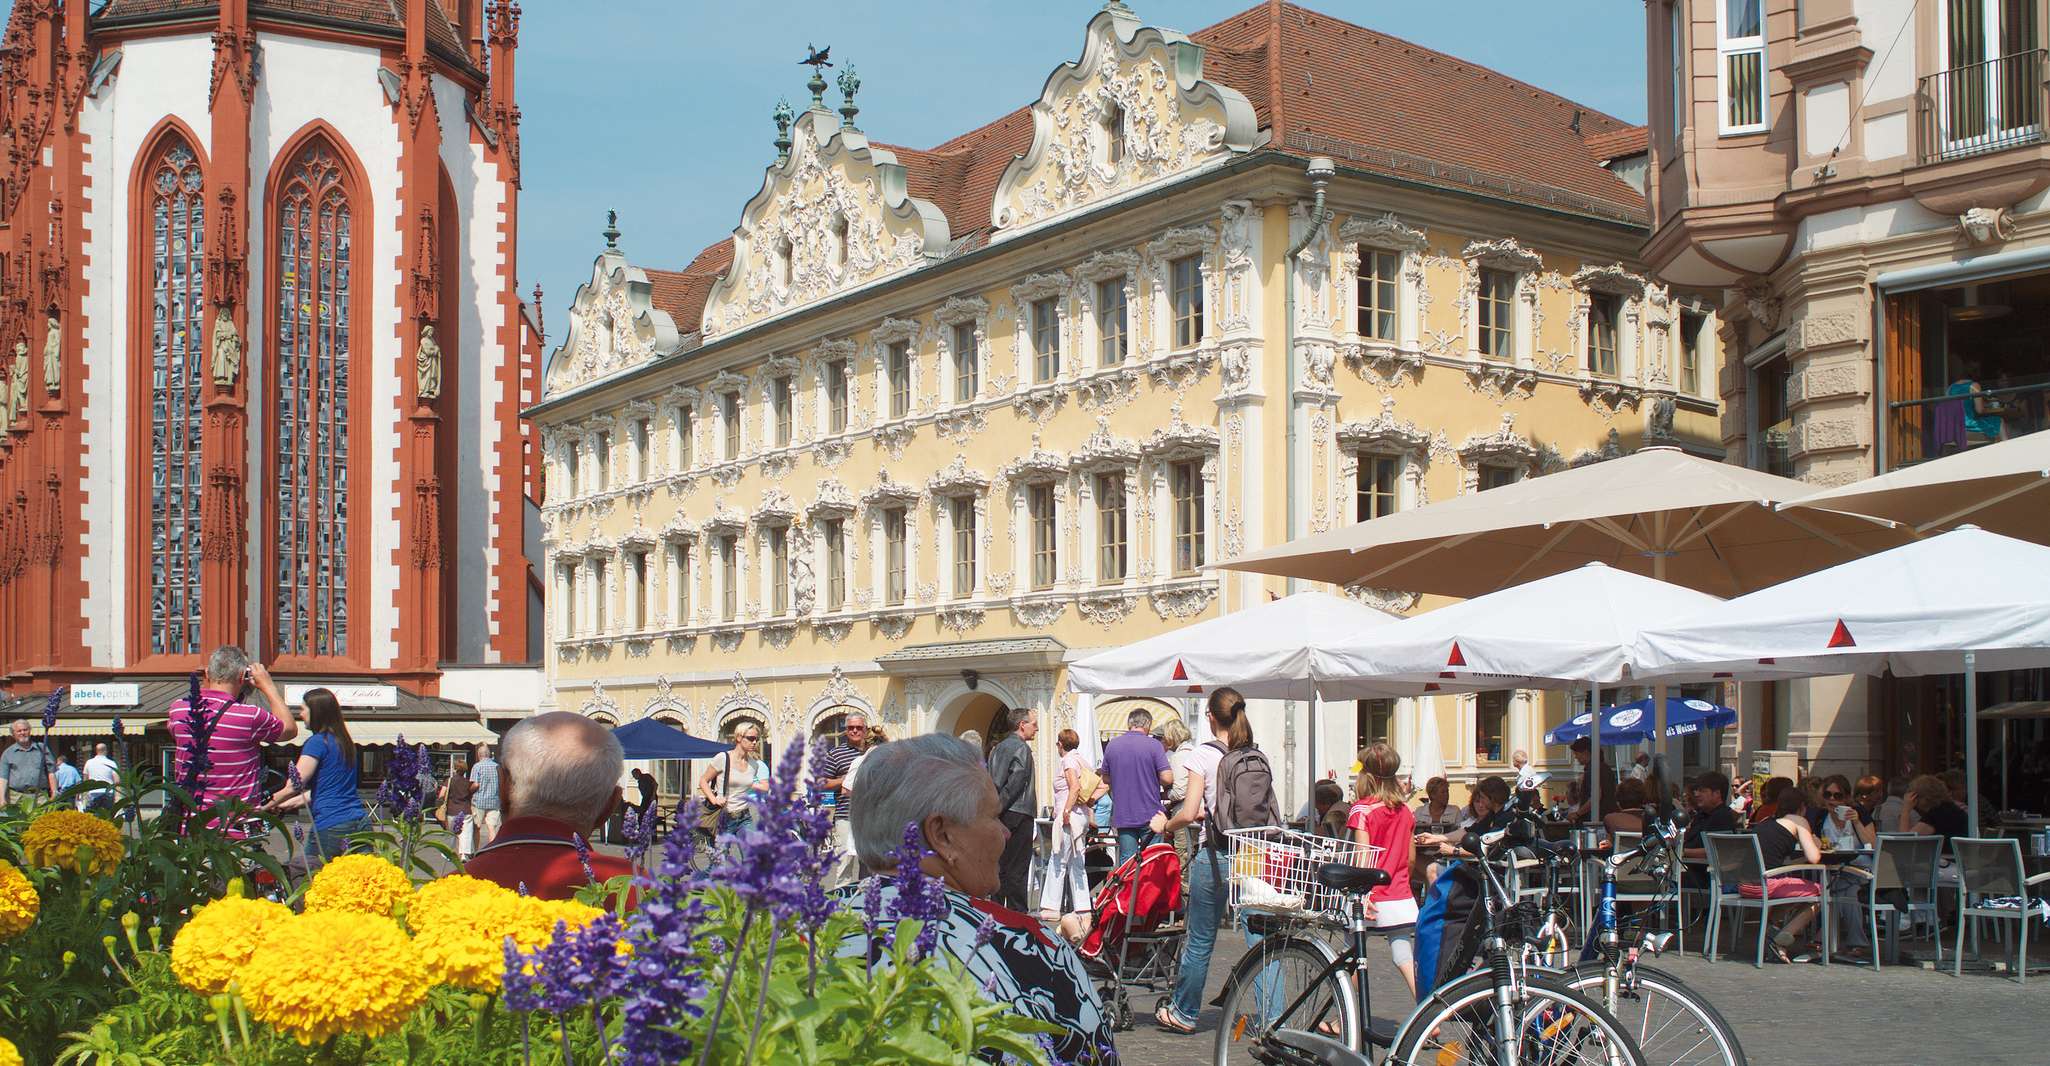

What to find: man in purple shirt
left=1100, top=706, right=1173, bottom=863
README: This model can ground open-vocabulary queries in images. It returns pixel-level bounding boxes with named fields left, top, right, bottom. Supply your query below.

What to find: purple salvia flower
left=109, top=716, right=122, bottom=740
left=450, top=811, right=466, bottom=839
left=500, top=935, right=541, bottom=1013
left=291, top=822, right=304, bottom=845
left=972, top=913, right=999, bottom=951
left=705, top=737, right=829, bottom=929
left=508, top=916, right=627, bottom=1015
left=41, top=686, right=64, bottom=730
left=287, top=760, right=303, bottom=793
left=572, top=833, right=597, bottom=884
left=614, top=803, right=712, bottom=1066
left=888, top=821, right=948, bottom=962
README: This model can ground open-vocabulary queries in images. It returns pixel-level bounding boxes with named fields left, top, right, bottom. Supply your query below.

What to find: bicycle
left=1484, top=817, right=1747, bottom=1066
left=1212, top=816, right=1651, bottom=1066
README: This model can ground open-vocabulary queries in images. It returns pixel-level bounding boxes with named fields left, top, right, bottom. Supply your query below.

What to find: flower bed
left=0, top=731, right=1074, bottom=1065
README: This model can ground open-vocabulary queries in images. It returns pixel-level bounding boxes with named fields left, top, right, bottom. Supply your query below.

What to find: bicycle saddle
left=1315, top=862, right=1391, bottom=894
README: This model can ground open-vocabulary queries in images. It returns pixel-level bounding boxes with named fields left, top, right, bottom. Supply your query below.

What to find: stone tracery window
left=143, top=135, right=207, bottom=655
left=272, top=137, right=357, bottom=659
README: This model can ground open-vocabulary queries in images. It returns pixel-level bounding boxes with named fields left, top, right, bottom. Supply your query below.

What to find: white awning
left=271, top=719, right=497, bottom=748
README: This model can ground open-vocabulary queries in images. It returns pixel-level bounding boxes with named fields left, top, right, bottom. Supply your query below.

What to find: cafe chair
left=1951, top=837, right=2050, bottom=984
left=1857, top=834, right=1943, bottom=971
left=1609, top=831, right=1679, bottom=933
left=1702, top=832, right=1831, bottom=967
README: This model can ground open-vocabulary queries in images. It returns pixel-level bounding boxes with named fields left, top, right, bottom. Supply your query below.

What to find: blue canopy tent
left=611, top=718, right=732, bottom=760
left=1545, top=696, right=1735, bottom=746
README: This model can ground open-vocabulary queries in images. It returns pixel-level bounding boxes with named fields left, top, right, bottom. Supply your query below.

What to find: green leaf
left=882, top=1028, right=958, bottom=1065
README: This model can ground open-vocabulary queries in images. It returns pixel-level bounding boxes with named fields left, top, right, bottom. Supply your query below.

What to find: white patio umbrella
left=1633, top=526, right=2050, bottom=834
left=1067, top=590, right=1410, bottom=806
left=1403, top=695, right=1446, bottom=796
left=1783, top=428, right=2050, bottom=542
left=1319, top=563, right=1726, bottom=822
left=1221, top=446, right=1905, bottom=765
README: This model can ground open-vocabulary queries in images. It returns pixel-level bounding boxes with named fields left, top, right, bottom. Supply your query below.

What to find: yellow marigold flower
left=407, top=876, right=519, bottom=991
left=0, top=1035, right=22, bottom=1066
left=0, top=861, right=37, bottom=941
left=21, top=810, right=123, bottom=877
left=240, top=912, right=429, bottom=1044
left=170, top=896, right=294, bottom=995
left=303, top=854, right=414, bottom=918
left=504, top=896, right=604, bottom=953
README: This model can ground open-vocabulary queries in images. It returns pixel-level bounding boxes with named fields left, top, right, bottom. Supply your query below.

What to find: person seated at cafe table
left=1897, top=774, right=1969, bottom=848
left=1416, top=776, right=1514, bottom=874
left=1744, top=776, right=1794, bottom=827
left=1817, top=774, right=1879, bottom=958
left=1603, top=778, right=1650, bottom=836
left=1819, top=775, right=1875, bottom=853
left=1679, top=770, right=1739, bottom=887
left=1566, top=738, right=1617, bottom=821
left=1745, top=780, right=1828, bottom=963
left=1413, top=776, right=1458, bottom=830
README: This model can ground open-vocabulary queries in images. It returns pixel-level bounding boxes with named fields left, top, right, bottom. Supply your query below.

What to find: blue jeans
left=1173, top=845, right=1267, bottom=1023
left=1117, top=827, right=1149, bottom=865
left=311, top=817, right=369, bottom=865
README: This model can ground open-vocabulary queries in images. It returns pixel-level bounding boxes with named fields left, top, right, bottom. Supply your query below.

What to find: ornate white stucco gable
left=990, top=5, right=1258, bottom=238
left=701, top=108, right=952, bottom=339
left=543, top=247, right=684, bottom=398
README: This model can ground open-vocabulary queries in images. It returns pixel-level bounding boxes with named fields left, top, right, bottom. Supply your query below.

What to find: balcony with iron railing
left=1918, top=49, right=2048, bottom=163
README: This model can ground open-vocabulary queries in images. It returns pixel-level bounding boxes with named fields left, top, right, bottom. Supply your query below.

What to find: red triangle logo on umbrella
left=1827, top=619, right=1857, bottom=648
left=1447, top=642, right=1467, bottom=667
left=1171, top=659, right=1189, bottom=681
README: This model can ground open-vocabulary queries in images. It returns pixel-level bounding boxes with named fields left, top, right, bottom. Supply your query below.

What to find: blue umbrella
left=1544, top=696, right=1734, bottom=746
left=611, top=717, right=733, bottom=760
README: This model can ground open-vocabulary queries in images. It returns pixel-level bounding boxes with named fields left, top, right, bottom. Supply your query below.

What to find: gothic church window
left=272, top=137, right=357, bottom=659
left=143, top=136, right=207, bottom=656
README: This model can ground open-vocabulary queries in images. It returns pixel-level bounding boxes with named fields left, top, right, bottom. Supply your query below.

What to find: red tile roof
left=96, top=0, right=475, bottom=71
left=1582, top=126, right=1650, bottom=164
left=657, top=0, right=1648, bottom=333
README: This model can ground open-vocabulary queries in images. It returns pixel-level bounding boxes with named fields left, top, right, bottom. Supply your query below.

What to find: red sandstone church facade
left=0, top=0, right=540, bottom=705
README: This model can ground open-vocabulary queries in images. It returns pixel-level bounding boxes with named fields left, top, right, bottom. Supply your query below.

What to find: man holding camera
left=167, top=646, right=297, bottom=811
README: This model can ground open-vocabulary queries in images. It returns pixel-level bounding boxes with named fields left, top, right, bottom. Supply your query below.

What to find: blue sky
left=518, top=1, right=1648, bottom=350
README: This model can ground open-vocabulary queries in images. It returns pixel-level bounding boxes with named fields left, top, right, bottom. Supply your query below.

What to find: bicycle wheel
left=1388, top=972, right=1648, bottom=1066
left=1212, top=933, right=1360, bottom=1066
left=1557, top=963, right=1746, bottom=1066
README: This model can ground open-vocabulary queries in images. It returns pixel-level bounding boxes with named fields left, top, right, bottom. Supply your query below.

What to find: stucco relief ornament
left=40, top=317, right=60, bottom=396
left=792, top=539, right=817, bottom=615
left=1959, top=207, right=2015, bottom=245
left=415, top=324, right=442, bottom=401
left=209, top=309, right=241, bottom=388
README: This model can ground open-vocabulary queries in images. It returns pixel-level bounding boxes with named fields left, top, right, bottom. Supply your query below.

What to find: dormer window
left=1103, top=102, right=1126, bottom=167
left=775, top=235, right=794, bottom=287
left=832, top=213, right=850, bottom=269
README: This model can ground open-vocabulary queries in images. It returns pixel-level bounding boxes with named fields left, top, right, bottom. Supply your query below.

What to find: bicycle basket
left=1223, top=825, right=1383, bottom=923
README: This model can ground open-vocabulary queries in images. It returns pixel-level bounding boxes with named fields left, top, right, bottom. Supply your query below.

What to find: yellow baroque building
left=528, top=2, right=1724, bottom=808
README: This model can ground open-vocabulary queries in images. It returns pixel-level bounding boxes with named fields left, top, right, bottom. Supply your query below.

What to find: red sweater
left=463, top=815, right=633, bottom=902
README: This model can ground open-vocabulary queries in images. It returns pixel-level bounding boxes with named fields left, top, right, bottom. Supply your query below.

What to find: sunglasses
left=845, top=725, right=868, bottom=732
left=1823, top=791, right=1847, bottom=799
left=737, top=734, right=760, bottom=742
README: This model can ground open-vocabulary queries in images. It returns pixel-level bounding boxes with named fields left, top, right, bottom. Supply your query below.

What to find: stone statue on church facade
left=41, top=316, right=61, bottom=395
left=210, top=308, right=242, bottom=388
left=416, top=324, right=442, bottom=401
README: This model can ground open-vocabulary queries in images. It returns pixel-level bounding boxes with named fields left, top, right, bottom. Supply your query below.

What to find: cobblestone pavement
left=1110, top=928, right=2050, bottom=1065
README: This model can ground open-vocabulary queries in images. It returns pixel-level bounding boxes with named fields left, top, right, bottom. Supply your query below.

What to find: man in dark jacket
left=986, top=707, right=1039, bottom=911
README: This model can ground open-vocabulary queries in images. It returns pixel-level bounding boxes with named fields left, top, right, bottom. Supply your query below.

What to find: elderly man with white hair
left=464, top=712, right=632, bottom=900
left=842, top=734, right=1119, bottom=1064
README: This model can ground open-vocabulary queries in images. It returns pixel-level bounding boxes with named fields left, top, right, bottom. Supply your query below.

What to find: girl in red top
left=1345, top=741, right=1420, bottom=996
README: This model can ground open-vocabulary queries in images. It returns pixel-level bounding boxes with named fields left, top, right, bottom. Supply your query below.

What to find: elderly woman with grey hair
left=844, top=734, right=1119, bottom=1064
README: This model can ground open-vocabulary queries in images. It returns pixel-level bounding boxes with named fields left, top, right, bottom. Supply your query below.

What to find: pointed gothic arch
left=126, top=117, right=211, bottom=663
left=263, top=122, right=374, bottom=665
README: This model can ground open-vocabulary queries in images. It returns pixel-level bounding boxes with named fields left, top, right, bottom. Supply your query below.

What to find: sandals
left=1155, top=1005, right=1198, bottom=1034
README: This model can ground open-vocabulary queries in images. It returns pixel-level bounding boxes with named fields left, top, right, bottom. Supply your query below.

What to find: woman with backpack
left=1156, top=687, right=1276, bottom=1035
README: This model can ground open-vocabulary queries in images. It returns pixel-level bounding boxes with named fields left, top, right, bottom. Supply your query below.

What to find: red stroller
left=1078, top=838, right=1185, bottom=1030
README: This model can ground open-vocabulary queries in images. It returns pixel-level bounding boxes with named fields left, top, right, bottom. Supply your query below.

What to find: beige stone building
left=529, top=1, right=1723, bottom=808
left=1642, top=0, right=2049, bottom=777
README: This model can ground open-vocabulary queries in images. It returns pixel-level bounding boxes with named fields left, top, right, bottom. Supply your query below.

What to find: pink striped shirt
left=168, top=688, right=286, bottom=808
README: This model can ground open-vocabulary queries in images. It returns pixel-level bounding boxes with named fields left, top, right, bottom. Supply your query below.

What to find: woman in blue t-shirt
left=263, top=687, right=369, bottom=863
